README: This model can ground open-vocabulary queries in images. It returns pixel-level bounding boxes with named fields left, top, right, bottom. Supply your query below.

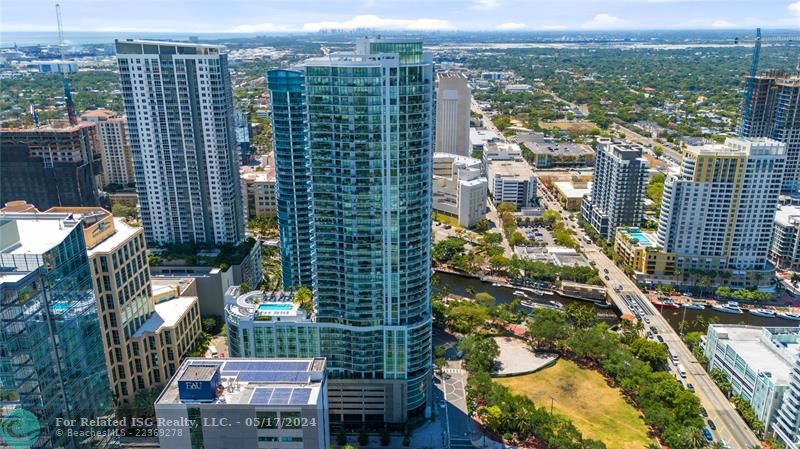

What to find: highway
left=538, top=189, right=761, bottom=449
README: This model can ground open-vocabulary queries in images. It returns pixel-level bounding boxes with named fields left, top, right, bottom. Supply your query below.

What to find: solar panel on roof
left=289, top=388, right=311, bottom=405
left=269, top=388, right=292, bottom=405
left=249, top=387, right=274, bottom=405
left=222, top=360, right=311, bottom=372
left=236, top=371, right=311, bottom=383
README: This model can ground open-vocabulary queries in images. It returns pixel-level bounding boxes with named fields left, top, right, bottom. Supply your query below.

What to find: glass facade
left=264, top=39, right=434, bottom=417
left=0, top=217, right=114, bottom=449
left=267, top=69, right=317, bottom=291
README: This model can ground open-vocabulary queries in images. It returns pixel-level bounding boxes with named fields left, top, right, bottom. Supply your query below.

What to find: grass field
left=497, top=359, right=655, bottom=449
left=540, top=120, right=599, bottom=134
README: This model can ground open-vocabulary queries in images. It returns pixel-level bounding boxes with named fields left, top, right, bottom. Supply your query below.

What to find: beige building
left=241, top=167, right=277, bottom=219
left=554, top=180, right=592, bottom=211
left=432, top=152, right=487, bottom=227
left=435, top=71, right=471, bottom=156
left=81, top=109, right=134, bottom=187
left=15, top=204, right=204, bottom=404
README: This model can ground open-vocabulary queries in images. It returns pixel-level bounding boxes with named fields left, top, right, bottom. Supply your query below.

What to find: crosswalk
left=442, top=368, right=465, bottom=374
left=449, top=437, right=473, bottom=449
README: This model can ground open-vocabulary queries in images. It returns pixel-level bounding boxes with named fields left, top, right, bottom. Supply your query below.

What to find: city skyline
left=2, top=0, right=799, bottom=35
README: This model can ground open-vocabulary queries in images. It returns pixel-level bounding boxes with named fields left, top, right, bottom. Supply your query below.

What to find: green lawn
left=497, top=359, right=655, bottom=449
left=432, top=211, right=462, bottom=229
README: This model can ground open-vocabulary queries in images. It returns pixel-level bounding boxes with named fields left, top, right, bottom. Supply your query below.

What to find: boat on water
left=777, top=311, right=800, bottom=321
left=530, top=289, right=546, bottom=296
left=748, top=308, right=776, bottom=318
left=492, top=282, right=504, bottom=287
left=659, top=299, right=681, bottom=309
left=513, top=290, right=529, bottom=299
left=682, top=302, right=706, bottom=310
left=521, top=300, right=561, bottom=311
left=548, top=300, right=564, bottom=310
left=542, top=290, right=555, bottom=296
left=712, top=301, right=743, bottom=314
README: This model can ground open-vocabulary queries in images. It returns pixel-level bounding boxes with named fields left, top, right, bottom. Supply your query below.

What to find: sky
left=1, top=0, right=799, bottom=34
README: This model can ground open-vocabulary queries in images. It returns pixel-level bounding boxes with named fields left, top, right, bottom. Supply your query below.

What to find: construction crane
left=55, top=3, right=77, bottom=125
left=735, top=29, right=799, bottom=137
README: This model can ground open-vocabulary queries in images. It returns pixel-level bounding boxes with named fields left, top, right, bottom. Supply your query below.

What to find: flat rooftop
left=775, top=205, right=800, bottom=227
left=0, top=213, right=80, bottom=257
left=710, top=325, right=799, bottom=386
left=527, top=142, right=594, bottom=157
left=134, top=296, right=197, bottom=337
left=487, top=159, right=534, bottom=179
left=157, top=358, right=326, bottom=406
left=618, top=227, right=656, bottom=248
left=554, top=180, right=592, bottom=198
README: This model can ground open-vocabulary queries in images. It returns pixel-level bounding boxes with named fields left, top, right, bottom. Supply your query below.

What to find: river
left=433, top=272, right=800, bottom=333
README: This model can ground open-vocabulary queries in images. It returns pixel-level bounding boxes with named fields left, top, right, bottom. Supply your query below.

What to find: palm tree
left=646, top=444, right=662, bottom=449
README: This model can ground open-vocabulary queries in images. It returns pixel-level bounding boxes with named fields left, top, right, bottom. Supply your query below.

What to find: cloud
left=302, top=15, right=454, bottom=32
left=496, top=22, right=525, bottom=30
left=710, top=19, right=736, bottom=28
left=582, top=13, right=627, bottom=29
left=471, top=0, right=499, bottom=10
left=229, top=23, right=294, bottom=33
left=541, top=24, right=568, bottom=31
left=790, top=1, right=800, bottom=15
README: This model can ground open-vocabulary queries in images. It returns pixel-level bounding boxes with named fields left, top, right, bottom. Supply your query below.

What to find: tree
left=447, top=302, right=490, bottom=334
left=630, top=337, right=669, bottom=370
left=112, top=203, right=136, bottom=218
left=458, top=334, right=500, bottom=373
left=294, top=286, right=315, bottom=315
left=710, top=369, right=732, bottom=396
left=336, top=429, right=347, bottom=446
left=526, top=308, right=571, bottom=350
left=474, top=218, right=490, bottom=232
left=564, top=303, right=598, bottom=329
left=358, top=428, right=369, bottom=446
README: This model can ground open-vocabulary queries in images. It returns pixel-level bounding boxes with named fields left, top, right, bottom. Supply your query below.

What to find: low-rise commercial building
left=770, top=205, right=800, bottom=271
left=517, top=136, right=594, bottom=169
left=553, top=180, right=592, bottom=211
left=432, top=153, right=488, bottom=228
left=469, top=128, right=500, bottom=154
left=155, top=358, right=329, bottom=449
left=704, top=325, right=799, bottom=436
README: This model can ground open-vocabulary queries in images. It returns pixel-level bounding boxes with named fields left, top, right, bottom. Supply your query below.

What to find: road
left=611, top=122, right=684, bottom=162
left=538, top=188, right=760, bottom=449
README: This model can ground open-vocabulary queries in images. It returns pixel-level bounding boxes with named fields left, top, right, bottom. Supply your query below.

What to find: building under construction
left=0, top=122, right=103, bottom=209
left=739, top=70, right=800, bottom=191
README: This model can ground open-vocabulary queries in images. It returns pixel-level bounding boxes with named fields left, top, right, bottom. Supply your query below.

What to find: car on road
left=604, top=275, right=610, bottom=280
left=700, top=407, right=708, bottom=417
left=649, top=326, right=658, bottom=334
left=704, top=428, right=713, bottom=441
left=707, top=419, right=716, bottom=430
left=657, top=335, right=664, bottom=343
left=603, top=268, right=609, bottom=273
left=439, top=400, right=446, bottom=409
left=687, top=383, right=695, bottom=392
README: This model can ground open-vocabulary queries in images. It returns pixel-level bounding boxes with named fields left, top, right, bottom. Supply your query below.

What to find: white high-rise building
left=81, top=109, right=134, bottom=187
left=435, top=71, right=471, bottom=156
left=581, top=138, right=647, bottom=240
left=115, top=39, right=244, bottom=245
left=432, top=152, right=487, bottom=227
left=657, top=137, right=785, bottom=283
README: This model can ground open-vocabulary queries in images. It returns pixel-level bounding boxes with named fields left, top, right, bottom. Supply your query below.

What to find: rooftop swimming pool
left=257, top=303, right=294, bottom=312
left=622, top=227, right=654, bottom=246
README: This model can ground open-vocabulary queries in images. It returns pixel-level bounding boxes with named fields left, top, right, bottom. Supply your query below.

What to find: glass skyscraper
left=263, top=38, right=434, bottom=423
left=267, top=69, right=317, bottom=291
left=0, top=214, right=114, bottom=449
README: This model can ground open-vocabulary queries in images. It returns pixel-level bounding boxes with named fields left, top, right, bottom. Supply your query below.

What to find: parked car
left=707, top=419, right=716, bottom=430
left=687, top=383, right=695, bottom=392
left=700, top=407, right=708, bottom=417
left=704, top=428, right=713, bottom=441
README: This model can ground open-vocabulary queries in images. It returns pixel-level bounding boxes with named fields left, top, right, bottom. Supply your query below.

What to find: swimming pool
left=52, top=302, right=70, bottom=312
left=622, top=228, right=653, bottom=246
left=257, top=303, right=294, bottom=312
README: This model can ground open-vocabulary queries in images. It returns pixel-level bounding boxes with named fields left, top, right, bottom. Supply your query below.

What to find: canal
left=434, top=272, right=800, bottom=333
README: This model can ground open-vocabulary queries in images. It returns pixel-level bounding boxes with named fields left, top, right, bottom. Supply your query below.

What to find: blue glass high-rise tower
left=267, top=69, right=317, bottom=291
left=264, top=38, right=434, bottom=423
left=0, top=213, right=114, bottom=449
